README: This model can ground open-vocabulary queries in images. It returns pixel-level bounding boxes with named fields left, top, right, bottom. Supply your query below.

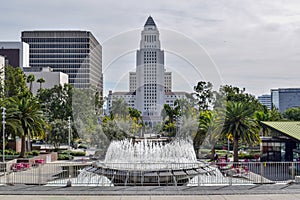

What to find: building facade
left=258, top=94, right=272, bottom=109
left=107, top=17, right=187, bottom=125
left=24, top=66, right=68, bottom=95
left=0, top=42, right=30, bottom=69
left=21, top=31, right=102, bottom=94
left=271, top=88, right=300, bottom=112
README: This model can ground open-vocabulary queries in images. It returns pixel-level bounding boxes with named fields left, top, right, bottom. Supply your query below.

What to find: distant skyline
left=1, top=0, right=300, bottom=96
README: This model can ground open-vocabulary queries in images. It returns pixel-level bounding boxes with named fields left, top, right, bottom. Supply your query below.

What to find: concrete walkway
left=0, top=184, right=300, bottom=199
left=1, top=194, right=300, bottom=200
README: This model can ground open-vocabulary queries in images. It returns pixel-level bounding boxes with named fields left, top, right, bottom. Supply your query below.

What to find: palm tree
left=0, top=98, right=22, bottom=145
left=26, top=74, right=35, bottom=93
left=37, top=78, right=45, bottom=90
left=9, top=96, right=47, bottom=158
left=193, top=110, right=222, bottom=159
left=222, top=101, right=260, bottom=162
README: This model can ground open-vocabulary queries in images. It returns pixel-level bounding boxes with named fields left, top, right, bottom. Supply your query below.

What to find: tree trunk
left=210, top=144, right=216, bottom=161
left=233, top=136, right=239, bottom=163
left=20, top=135, right=26, bottom=158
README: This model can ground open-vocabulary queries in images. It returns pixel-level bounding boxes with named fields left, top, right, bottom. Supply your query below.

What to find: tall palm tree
left=194, top=110, right=222, bottom=159
left=37, top=78, right=45, bottom=90
left=222, top=101, right=260, bottom=162
left=0, top=98, right=22, bottom=144
left=9, top=96, right=47, bottom=158
left=26, top=74, right=35, bottom=94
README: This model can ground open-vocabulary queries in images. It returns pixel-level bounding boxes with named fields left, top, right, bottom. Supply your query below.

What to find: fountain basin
left=85, top=162, right=211, bottom=186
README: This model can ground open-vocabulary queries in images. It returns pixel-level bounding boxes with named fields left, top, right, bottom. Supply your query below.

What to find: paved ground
left=1, top=184, right=300, bottom=199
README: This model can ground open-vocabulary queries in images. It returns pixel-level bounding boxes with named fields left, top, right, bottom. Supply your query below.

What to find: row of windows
left=144, top=51, right=157, bottom=56
left=29, top=44, right=90, bottom=49
left=30, top=49, right=90, bottom=53
left=68, top=74, right=90, bottom=79
left=31, top=64, right=90, bottom=68
left=58, top=69, right=90, bottom=73
left=144, top=35, right=157, bottom=43
left=23, top=38, right=89, bottom=43
left=145, top=97, right=157, bottom=100
left=30, top=54, right=89, bottom=58
left=144, top=60, right=157, bottom=64
left=30, top=59, right=89, bottom=64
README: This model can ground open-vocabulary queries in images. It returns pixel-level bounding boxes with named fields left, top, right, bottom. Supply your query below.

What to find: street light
left=68, top=116, right=71, bottom=161
left=2, top=107, right=6, bottom=163
left=2, top=107, right=6, bottom=185
left=66, top=116, right=72, bottom=187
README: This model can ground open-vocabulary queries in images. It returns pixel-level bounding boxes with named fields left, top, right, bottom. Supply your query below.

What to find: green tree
left=161, top=103, right=180, bottom=136
left=26, top=74, right=35, bottom=94
left=221, top=101, right=260, bottom=162
left=101, top=115, right=128, bottom=141
left=4, top=66, right=29, bottom=98
left=110, top=98, right=129, bottom=118
left=283, top=107, right=300, bottom=121
left=37, top=84, right=73, bottom=122
left=193, top=110, right=222, bottom=158
left=37, top=78, right=45, bottom=90
left=0, top=98, right=22, bottom=144
left=193, top=81, right=214, bottom=110
left=9, top=96, right=47, bottom=158
left=48, top=119, right=70, bottom=149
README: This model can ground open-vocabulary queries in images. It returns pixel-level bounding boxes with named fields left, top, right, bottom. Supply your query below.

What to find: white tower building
left=135, top=16, right=165, bottom=124
left=107, top=17, right=187, bottom=127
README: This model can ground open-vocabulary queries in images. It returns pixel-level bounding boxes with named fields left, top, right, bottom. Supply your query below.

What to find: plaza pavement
left=0, top=184, right=300, bottom=199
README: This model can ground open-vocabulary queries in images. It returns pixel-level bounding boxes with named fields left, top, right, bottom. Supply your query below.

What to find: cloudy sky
left=1, top=0, right=300, bottom=97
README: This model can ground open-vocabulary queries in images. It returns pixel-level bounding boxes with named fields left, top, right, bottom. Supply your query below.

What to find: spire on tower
left=144, top=16, right=156, bottom=27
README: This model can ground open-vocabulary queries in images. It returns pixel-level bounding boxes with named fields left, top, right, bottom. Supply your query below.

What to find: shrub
left=58, top=154, right=69, bottom=160
left=31, top=150, right=40, bottom=156
left=71, top=151, right=86, bottom=156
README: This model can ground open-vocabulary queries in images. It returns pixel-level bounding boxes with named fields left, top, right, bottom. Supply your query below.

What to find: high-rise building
left=21, top=31, right=102, bottom=94
left=0, top=42, right=30, bottom=69
left=107, top=17, right=187, bottom=125
left=258, top=94, right=272, bottom=109
left=271, top=88, right=300, bottom=112
left=135, top=16, right=166, bottom=122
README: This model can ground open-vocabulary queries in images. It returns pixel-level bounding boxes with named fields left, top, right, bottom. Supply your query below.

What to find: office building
left=0, top=42, right=30, bottom=69
left=271, top=88, right=300, bottom=112
left=258, top=94, right=272, bottom=109
left=21, top=31, right=102, bottom=95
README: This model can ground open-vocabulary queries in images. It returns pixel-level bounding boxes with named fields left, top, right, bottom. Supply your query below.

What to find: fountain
left=84, top=138, right=214, bottom=186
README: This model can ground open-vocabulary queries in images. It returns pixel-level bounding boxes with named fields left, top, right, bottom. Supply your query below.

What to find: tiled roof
left=261, top=121, right=300, bottom=142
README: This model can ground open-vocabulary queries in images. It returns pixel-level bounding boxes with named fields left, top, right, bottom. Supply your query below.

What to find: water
left=103, top=139, right=197, bottom=163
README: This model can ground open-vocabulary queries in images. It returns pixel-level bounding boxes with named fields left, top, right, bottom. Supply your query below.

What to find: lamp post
left=66, top=116, right=72, bottom=187
left=2, top=107, right=6, bottom=163
left=2, top=107, right=6, bottom=184
left=68, top=116, right=71, bottom=161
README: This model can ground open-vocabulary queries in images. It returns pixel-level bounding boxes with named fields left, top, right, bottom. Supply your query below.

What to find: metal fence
left=0, top=161, right=299, bottom=186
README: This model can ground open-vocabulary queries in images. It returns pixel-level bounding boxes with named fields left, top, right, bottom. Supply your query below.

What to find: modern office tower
left=23, top=66, right=68, bottom=95
left=107, top=17, right=187, bottom=125
left=258, top=94, right=272, bottom=109
left=0, top=42, right=30, bottom=69
left=21, top=31, right=102, bottom=94
left=271, top=88, right=300, bottom=112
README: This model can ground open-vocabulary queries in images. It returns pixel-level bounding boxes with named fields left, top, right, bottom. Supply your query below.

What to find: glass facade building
left=21, top=31, right=102, bottom=94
